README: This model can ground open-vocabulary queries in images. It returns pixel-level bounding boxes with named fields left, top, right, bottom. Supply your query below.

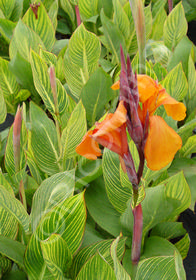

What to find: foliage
left=0, top=0, right=195, bottom=279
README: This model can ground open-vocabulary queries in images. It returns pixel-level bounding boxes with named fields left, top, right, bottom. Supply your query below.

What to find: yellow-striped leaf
left=0, top=92, right=6, bottom=124
left=64, top=23, right=101, bottom=99
left=24, top=192, right=86, bottom=280
left=111, top=236, right=131, bottom=280
left=31, top=170, right=75, bottom=232
left=61, top=101, right=86, bottom=165
left=23, top=2, right=55, bottom=51
left=150, top=221, right=186, bottom=240
left=188, top=55, right=196, bottom=99
left=60, top=0, right=76, bottom=30
left=30, top=102, right=60, bottom=175
left=163, top=2, right=188, bottom=51
left=161, top=63, right=188, bottom=101
left=180, top=135, right=196, bottom=157
left=175, top=233, right=190, bottom=260
left=102, top=148, right=132, bottom=213
left=41, top=234, right=72, bottom=278
left=78, top=0, right=99, bottom=20
left=0, top=185, right=29, bottom=232
left=9, top=20, right=45, bottom=61
left=0, top=0, right=15, bottom=19
left=0, top=18, right=16, bottom=43
left=72, top=237, right=126, bottom=279
left=30, top=50, right=69, bottom=115
left=75, top=254, right=116, bottom=280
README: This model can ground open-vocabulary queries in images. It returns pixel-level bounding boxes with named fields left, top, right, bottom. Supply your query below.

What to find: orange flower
left=76, top=101, right=128, bottom=159
left=112, top=75, right=186, bottom=170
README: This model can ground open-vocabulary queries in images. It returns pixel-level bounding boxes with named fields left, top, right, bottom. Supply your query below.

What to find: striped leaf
left=48, top=0, right=58, bottom=30
left=147, top=41, right=171, bottom=67
left=9, top=0, right=23, bottom=22
left=175, top=233, right=190, bottom=260
left=61, top=101, right=86, bottom=165
left=0, top=0, right=15, bottom=19
left=150, top=222, right=186, bottom=240
left=0, top=57, right=20, bottom=99
left=0, top=185, right=29, bottom=232
left=100, top=9, right=127, bottom=64
left=31, top=170, right=75, bottom=232
left=0, top=18, right=16, bottom=43
left=75, top=253, right=116, bottom=280
left=163, top=2, right=187, bottom=51
left=60, top=0, right=76, bottom=30
left=81, top=67, right=113, bottom=126
left=9, top=20, right=45, bottom=61
left=24, top=192, right=86, bottom=280
left=180, top=135, right=196, bottom=157
left=187, top=55, right=196, bottom=99
left=0, top=255, right=12, bottom=277
left=30, top=50, right=69, bottom=115
left=102, top=148, right=132, bottom=213
left=178, top=118, right=196, bottom=144
left=64, top=24, right=100, bottom=99
left=23, top=2, right=55, bottom=51
left=136, top=252, right=186, bottom=280
left=151, top=8, right=167, bottom=41
left=0, top=235, right=26, bottom=269
left=0, top=92, right=6, bottom=124
left=41, top=234, right=72, bottom=278
left=110, top=236, right=131, bottom=280
left=30, top=102, right=60, bottom=175
left=78, top=0, right=99, bottom=20
left=161, top=63, right=188, bottom=101
left=72, top=237, right=126, bottom=279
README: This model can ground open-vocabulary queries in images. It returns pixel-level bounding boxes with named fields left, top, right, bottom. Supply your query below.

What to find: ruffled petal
left=137, top=75, right=161, bottom=103
left=76, top=130, right=102, bottom=160
left=156, top=92, right=186, bottom=121
left=144, top=116, right=182, bottom=170
left=93, top=101, right=127, bottom=137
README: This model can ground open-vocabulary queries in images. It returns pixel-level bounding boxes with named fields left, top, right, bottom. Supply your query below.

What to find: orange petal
left=137, top=75, right=161, bottom=103
left=76, top=130, right=102, bottom=160
left=144, top=116, right=182, bottom=171
left=93, top=101, right=127, bottom=137
left=156, top=92, right=186, bottom=121
left=111, top=80, right=120, bottom=90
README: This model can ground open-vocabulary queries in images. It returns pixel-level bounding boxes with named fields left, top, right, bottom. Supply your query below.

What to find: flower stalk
left=13, top=106, right=22, bottom=173
left=168, top=0, right=173, bottom=13
left=75, top=5, right=81, bottom=26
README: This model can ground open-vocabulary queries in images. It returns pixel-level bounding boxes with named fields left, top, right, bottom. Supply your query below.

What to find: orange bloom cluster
left=111, top=75, right=186, bottom=170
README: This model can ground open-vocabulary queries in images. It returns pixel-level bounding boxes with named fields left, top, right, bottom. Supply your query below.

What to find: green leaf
left=24, top=192, right=86, bottom=279
left=60, top=0, right=76, bottom=30
left=0, top=92, right=6, bottom=124
left=41, top=234, right=72, bottom=278
left=85, top=177, right=122, bottom=237
left=23, top=2, right=55, bottom=51
left=9, top=0, right=23, bottom=22
left=48, top=0, right=58, bottom=30
left=75, top=158, right=102, bottom=189
left=161, top=63, right=188, bottom=101
left=174, top=233, right=190, bottom=260
left=75, top=254, right=116, bottom=280
left=147, top=41, right=171, bottom=67
left=102, top=148, right=132, bottom=213
left=150, top=8, right=167, bottom=41
left=150, top=221, right=186, bottom=240
left=30, top=102, right=60, bottom=175
left=136, top=252, right=186, bottom=280
left=61, top=101, right=86, bottom=164
left=0, top=0, right=15, bottom=19
left=180, top=135, right=196, bottom=157
left=64, top=23, right=101, bottom=99
left=9, top=20, right=45, bottom=61
left=163, top=2, right=188, bottom=51
left=0, top=207, right=18, bottom=240
left=0, top=18, right=16, bottom=43
left=187, top=55, right=196, bottom=99
left=178, top=118, right=196, bottom=144
left=110, top=236, right=131, bottom=280
left=31, top=170, right=75, bottom=232
left=78, top=0, right=99, bottom=20
left=30, top=50, right=69, bottom=114
left=0, top=185, right=29, bottom=232
left=100, top=9, right=127, bottom=64
left=81, top=67, right=113, bottom=126
left=0, top=235, right=26, bottom=269
left=72, top=237, right=126, bottom=279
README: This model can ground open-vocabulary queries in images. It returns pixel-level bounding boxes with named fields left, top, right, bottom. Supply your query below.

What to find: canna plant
left=0, top=0, right=195, bottom=279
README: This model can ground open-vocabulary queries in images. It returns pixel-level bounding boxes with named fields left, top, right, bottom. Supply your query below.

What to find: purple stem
left=75, top=5, right=81, bottom=26
left=13, top=106, right=22, bottom=173
left=131, top=203, right=143, bottom=265
left=168, top=0, right=173, bottom=13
